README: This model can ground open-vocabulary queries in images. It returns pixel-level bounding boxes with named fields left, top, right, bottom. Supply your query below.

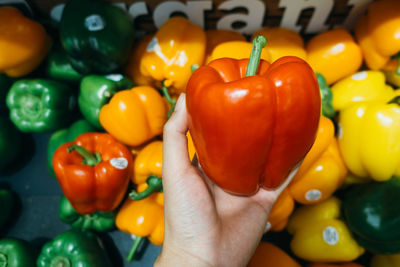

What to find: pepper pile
left=1, top=0, right=400, bottom=266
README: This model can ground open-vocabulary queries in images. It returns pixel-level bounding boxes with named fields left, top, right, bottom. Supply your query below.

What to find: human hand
left=155, top=93, right=297, bottom=267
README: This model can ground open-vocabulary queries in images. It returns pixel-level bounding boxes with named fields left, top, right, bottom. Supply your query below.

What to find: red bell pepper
left=53, top=133, right=132, bottom=214
left=186, top=36, right=321, bottom=195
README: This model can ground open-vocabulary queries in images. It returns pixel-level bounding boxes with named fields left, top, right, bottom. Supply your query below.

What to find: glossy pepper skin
left=338, top=95, right=400, bottom=181
left=371, top=253, right=400, bottom=267
left=59, top=195, right=115, bottom=232
left=266, top=188, right=295, bottom=232
left=0, top=238, right=37, bottom=267
left=251, top=27, right=307, bottom=63
left=288, top=197, right=365, bottom=262
left=79, top=74, right=134, bottom=128
left=140, top=17, right=206, bottom=94
left=0, top=7, right=51, bottom=77
left=208, top=40, right=271, bottom=63
left=116, top=194, right=164, bottom=261
left=186, top=56, right=321, bottom=194
left=99, top=86, right=168, bottom=147
left=248, top=242, right=301, bottom=267
left=204, top=29, right=246, bottom=64
left=0, top=187, right=14, bottom=229
left=288, top=116, right=347, bottom=204
left=331, top=71, right=396, bottom=112
left=306, top=29, right=363, bottom=85
left=355, top=0, right=400, bottom=70
left=47, top=119, right=96, bottom=178
left=6, top=79, right=75, bottom=133
left=130, top=141, right=163, bottom=200
left=37, top=229, right=111, bottom=267
left=59, top=0, right=134, bottom=74
left=53, top=133, right=132, bottom=214
left=0, top=116, right=22, bottom=171
left=45, top=44, right=83, bottom=83
left=342, top=177, right=400, bottom=254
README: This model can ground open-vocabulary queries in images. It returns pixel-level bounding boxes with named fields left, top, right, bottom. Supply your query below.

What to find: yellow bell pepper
left=204, top=29, right=246, bottom=64
left=288, top=197, right=365, bottom=262
left=289, top=116, right=347, bottom=205
left=116, top=194, right=164, bottom=261
left=306, top=29, right=363, bottom=85
left=248, top=242, right=301, bottom=267
left=354, top=0, right=400, bottom=71
left=99, top=86, right=168, bottom=147
left=338, top=95, right=400, bottom=181
left=331, top=71, right=396, bottom=112
left=266, top=189, right=295, bottom=232
left=251, top=27, right=307, bottom=63
left=371, top=253, right=400, bottom=267
left=208, top=40, right=271, bottom=63
left=139, top=17, right=206, bottom=95
left=124, top=34, right=155, bottom=87
left=0, top=6, right=51, bottom=77
left=309, top=263, right=364, bottom=267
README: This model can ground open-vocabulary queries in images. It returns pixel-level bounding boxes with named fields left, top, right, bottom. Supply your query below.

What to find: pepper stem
left=126, top=236, right=144, bottom=262
left=161, top=82, right=177, bottom=118
left=397, top=56, right=400, bottom=76
left=388, top=95, right=400, bottom=105
left=67, top=145, right=102, bottom=166
left=129, top=175, right=163, bottom=200
left=246, top=36, right=267, bottom=77
left=50, top=255, right=72, bottom=267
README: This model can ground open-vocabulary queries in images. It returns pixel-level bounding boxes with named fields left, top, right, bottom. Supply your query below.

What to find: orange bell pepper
left=248, top=242, right=301, bottom=267
left=251, top=27, right=307, bottom=63
left=116, top=194, right=164, bottom=261
left=124, top=34, right=155, bottom=87
left=288, top=116, right=347, bottom=204
left=208, top=40, right=271, bottom=63
left=139, top=17, right=206, bottom=95
left=53, top=133, right=132, bottom=214
left=309, top=263, right=364, bottom=267
left=266, top=188, right=295, bottom=232
left=0, top=6, right=51, bottom=77
left=204, top=29, right=246, bottom=64
left=306, top=29, right=363, bottom=85
left=186, top=131, right=196, bottom=161
left=355, top=0, right=400, bottom=71
left=99, top=86, right=168, bottom=147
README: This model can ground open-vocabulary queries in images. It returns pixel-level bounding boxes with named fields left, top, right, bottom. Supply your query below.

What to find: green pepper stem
left=397, top=56, right=400, bottom=76
left=50, top=255, right=72, bottom=267
left=126, top=236, right=144, bottom=262
left=388, top=95, right=400, bottom=105
left=67, top=145, right=101, bottom=166
left=246, top=36, right=267, bottom=77
left=129, top=175, right=163, bottom=200
left=161, top=83, right=176, bottom=118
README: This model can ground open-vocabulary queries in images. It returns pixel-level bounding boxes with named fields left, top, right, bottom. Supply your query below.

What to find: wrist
left=155, top=244, right=215, bottom=267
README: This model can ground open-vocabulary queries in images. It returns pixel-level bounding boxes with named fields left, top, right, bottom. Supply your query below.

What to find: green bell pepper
left=6, top=79, right=76, bottom=133
left=59, top=195, right=116, bottom=232
left=0, top=116, right=22, bottom=171
left=316, top=72, right=335, bottom=119
left=59, top=0, right=134, bottom=74
left=37, top=229, right=111, bottom=267
left=0, top=188, right=14, bottom=229
left=78, top=74, right=134, bottom=128
left=47, top=119, right=96, bottom=178
left=45, top=45, right=83, bottom=83
left=342, top=177, right=400, bottom=254
left=0, top=238, right=37, bottom=267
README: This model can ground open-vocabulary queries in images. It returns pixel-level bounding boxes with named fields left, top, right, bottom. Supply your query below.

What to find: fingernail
left=175, top=93, right=186, bottom=111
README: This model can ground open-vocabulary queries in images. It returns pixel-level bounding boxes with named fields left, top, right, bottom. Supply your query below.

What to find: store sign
left=22, top=0, right=374, bottom=35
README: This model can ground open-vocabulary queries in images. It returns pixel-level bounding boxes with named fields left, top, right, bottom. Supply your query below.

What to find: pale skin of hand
left=155, top=93, right=297, bottom=267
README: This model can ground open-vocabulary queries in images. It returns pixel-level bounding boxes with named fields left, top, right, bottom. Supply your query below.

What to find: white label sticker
left=305, top=189, right=322, bottom=201
left=352, top=71, right=368, bottom=81
left=264, top=221, right=271, bottom=232
left=146, top=37, right=158, bottom=52
left=84, top=14, right=106, bottom=31
left=110, top=157, right=128, bottom=170
left=323, top=226, right=339, bottom=245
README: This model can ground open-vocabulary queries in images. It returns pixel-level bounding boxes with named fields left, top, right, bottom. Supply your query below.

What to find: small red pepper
left=187, top=37, right=321, bottom=195
left=53, top=133, right=132, bottom=214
